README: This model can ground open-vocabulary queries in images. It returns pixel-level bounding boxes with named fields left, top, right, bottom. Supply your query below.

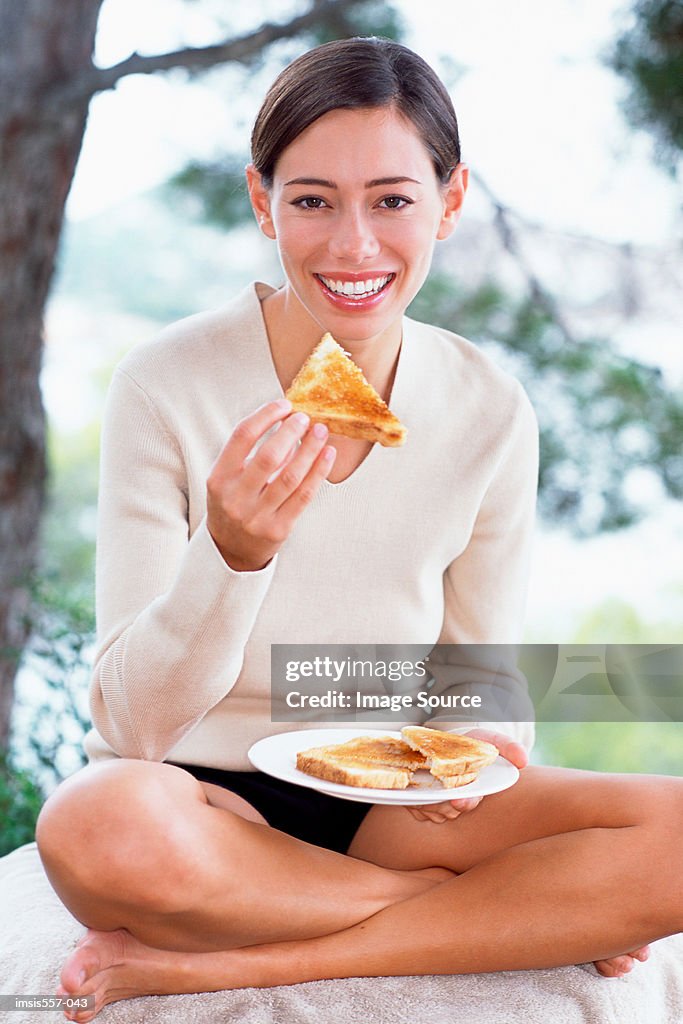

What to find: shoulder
left=404, top=314, right=537, bottom=436
left=115, top=282, right=273, bottom=391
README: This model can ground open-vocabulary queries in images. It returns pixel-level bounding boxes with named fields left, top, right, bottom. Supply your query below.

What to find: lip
left=314, top=273, right=396, bottom=311
left=316, top=271, right=396, bottom=282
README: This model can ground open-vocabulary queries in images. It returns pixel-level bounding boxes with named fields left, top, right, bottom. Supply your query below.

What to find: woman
left=36, top=37, right=680, bottom=1022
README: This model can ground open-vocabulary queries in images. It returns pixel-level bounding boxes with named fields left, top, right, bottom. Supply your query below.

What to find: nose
left=327, top=208, right=381, bottom=264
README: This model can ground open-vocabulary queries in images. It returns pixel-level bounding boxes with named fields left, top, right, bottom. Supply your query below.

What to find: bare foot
left=594, top=945, right=650, bottom=978
left=58, top=928, right=200, bottom=1022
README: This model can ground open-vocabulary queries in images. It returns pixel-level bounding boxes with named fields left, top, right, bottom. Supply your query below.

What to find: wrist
left=207, top=526, right=271, bottom=573
left=221, top=550, right=272, bottom=573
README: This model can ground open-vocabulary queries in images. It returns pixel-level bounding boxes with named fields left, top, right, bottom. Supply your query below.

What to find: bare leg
left=345, top=763, right=671, bottom=978
left=36, top=759, right=447, bottom=953
left=51, top=766, right=683, bottom=1021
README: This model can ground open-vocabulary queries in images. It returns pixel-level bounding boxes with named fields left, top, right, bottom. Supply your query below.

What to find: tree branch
left=47, top=0, right=367, bottom=112
left=471, top=168, right=577, bottom=344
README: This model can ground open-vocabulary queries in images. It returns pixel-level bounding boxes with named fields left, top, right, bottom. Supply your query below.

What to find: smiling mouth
left=315, top=273, right=395, bottom=300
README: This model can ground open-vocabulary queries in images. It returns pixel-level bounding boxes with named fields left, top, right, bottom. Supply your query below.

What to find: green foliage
left=0, top=752, right=45, bottom=856
left=607, top=0, right=683, bottom=173
left=530, top=594, right=683, bottom=772
left=572, top=594, right=683, bottom=644
left=7, top=422, right=97, bottom=792
left=534, top=721, right=683, bottom=774
left=16, top=575, right=93, bottom=788
left=43, top=423, right=99, bottom=599
left=55, top=198, right=232, bottom=323
left=409, top=273, right=683, bottom=536
left=301, top=0, right=403, bottom=45
left=170, top=158, right=252, bottom=229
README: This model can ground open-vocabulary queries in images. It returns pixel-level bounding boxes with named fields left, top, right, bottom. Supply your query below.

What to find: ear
left=245, top=163, right=276, bottom=239
left=436, top=163, right=468, bottom=241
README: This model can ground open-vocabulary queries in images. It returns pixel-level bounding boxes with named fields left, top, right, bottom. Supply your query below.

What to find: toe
left=594, top=955, right=633, bottom=978
left=61, top=948, right=97, bottom=992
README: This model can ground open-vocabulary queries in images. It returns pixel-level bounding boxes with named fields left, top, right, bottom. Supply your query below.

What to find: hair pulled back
left=251, top=37, right=460, bottom=187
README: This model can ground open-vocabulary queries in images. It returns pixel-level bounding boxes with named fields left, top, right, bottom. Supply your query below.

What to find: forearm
left=91, top=519, right=275, bottom=760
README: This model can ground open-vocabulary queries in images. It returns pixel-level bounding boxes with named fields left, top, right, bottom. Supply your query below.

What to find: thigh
left=199, top=781, right=268, bottom=824
left=172, top=762, right=371, bottom=853
left=347, top=764, right=681, bottom=872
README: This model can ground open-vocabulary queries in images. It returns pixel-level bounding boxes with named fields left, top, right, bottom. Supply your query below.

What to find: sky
left=50, top=0, right=682, bottom=637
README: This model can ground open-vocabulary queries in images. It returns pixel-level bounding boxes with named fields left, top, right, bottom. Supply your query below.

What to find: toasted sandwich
left=401, top=727, right=499, bottom=788
left=296, top=751, right=413, bottom=790
left=296, top=734, right=425, bottom=789
left=313, top=734, right=426, bottom=770
left=285, top=333, right=407, bottom=447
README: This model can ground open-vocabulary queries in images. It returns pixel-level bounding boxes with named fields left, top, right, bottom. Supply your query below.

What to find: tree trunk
left=0, top=0, right=103, bottom=750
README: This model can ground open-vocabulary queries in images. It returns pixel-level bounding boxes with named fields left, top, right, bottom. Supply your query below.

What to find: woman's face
left=248, top=106, right=467, bottom=346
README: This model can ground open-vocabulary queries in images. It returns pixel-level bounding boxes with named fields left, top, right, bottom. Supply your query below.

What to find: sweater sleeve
left=426, top=381, right=538, bottom=751
left=90, top=366, right=276, bottom=761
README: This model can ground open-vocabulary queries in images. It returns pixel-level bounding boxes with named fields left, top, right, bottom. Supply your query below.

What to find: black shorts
left=169, top=763, right=372, bottom=854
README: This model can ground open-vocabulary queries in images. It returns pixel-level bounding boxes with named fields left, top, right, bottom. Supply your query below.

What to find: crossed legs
left=35, top=759, right=683, bottom=1021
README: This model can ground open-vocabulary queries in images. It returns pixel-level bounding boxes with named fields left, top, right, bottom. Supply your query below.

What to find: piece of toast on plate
left=285, top=333, right=407, bottom=447
left=401, top=726, right=499, bottom=788
left=296, top=734, right=424, bottom=789
left=316, top=734, right=427, bottom=770
left=296, top=751, right=413, bottom=790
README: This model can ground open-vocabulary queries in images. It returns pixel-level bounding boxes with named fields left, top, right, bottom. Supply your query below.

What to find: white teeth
left=319, top=274, right=392, bottom=298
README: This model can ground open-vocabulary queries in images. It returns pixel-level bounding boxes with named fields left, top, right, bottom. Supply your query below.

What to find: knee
left=643, top=776, right=683, bottom=843
left=637, top=777, right=683, bottom=931
left=36, top=759, right=210, bottom=912
left=36, top=758, right=174, bottom=854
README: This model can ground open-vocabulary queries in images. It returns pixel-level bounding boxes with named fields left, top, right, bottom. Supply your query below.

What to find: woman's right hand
left=207, top=399, right=336, bottom=572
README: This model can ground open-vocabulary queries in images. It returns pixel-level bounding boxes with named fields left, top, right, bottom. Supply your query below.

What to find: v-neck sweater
left=84, top=283, right=538, bottom=769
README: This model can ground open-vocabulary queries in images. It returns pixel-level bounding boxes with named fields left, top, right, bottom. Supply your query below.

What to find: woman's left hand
left=406, top=728, right=528, bottom=823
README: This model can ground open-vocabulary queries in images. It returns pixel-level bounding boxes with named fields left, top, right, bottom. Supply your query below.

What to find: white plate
left=247, top=728, right=519, bottom=805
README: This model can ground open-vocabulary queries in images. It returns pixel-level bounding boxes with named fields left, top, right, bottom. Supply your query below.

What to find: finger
left=437, top=805, right=462, bottom=819
left=407, top=805, right=446, bottom=822
left=260, top=422, right=330, bottom=510
left=406, top=807, right=430, bottom=821
left=465, top=729, right=529, bottom=769
left=212, top=399, right=292, bottom=481
left=410, top=803, right=451, bottom=821
left=449, top=797, right=482, bottom=814
left=275, top=443, right=336, bottom=520
left=414, top=800, right=460, bottom=817
left=240, top=412, right=312, bottom=495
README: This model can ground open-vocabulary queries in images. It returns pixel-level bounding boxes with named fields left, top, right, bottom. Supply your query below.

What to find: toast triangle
left=285, top=333, right=407, bottom=447
left=401, top=726, right=499, bottom=786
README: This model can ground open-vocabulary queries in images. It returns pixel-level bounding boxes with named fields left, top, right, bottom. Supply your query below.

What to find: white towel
left=2, top=842, right=682, bottom=1024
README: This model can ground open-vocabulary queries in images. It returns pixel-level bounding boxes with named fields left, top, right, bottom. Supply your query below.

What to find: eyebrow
left=282, top=176, right=422, bottom=188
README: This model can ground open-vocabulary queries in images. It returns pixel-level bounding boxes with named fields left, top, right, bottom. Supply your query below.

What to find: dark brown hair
left=251, top=37, right=460, bottom=187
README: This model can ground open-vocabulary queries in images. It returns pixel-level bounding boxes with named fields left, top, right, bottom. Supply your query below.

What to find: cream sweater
left=84, top=282, right=538, bottom=770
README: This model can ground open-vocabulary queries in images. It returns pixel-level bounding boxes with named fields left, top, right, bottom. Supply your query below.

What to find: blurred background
left=1, top=0, right=681, bottom=852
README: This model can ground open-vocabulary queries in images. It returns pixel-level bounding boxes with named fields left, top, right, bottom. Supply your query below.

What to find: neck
left=261, top=285, right=403, bottom=401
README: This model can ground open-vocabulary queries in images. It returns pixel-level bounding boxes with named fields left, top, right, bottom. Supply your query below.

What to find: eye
left=291, top=196, right=329, bottom=210
left=378, top=195, right=413, bottom=210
